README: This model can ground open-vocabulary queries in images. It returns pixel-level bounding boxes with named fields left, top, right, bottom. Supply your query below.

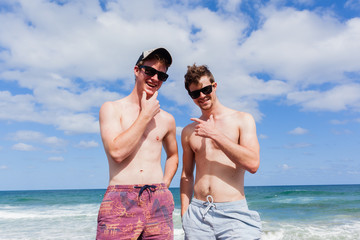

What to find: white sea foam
left=262, top=220, right=360, bottom=240
left=1, top=198, right=359, bottom=240
left=0, top=204, right=99, bottom=220
left=0, top=204, right=185, bottom=240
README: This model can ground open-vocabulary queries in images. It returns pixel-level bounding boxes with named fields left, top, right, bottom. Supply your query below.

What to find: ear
left=134, top=65, right=140, bottom=76
left=213, top=82, right=217, bottom=89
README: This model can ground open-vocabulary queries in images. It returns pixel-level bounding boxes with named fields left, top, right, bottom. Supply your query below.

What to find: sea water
left=0, top=185, right=359, bottom=240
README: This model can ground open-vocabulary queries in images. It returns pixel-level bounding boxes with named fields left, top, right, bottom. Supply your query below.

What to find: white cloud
left=0, top=165, right=7, bottom=170
left=280, top=164, right=291, bottom=170
left=76, top=140, right=99, bottom=148
left=48, top=156, right=64, bottom=161
left=0, top=0, right=359, bottom=135
left=259, top=134, right=268, bottom=139
left=288, top=127, right=308, bottom=135
left=332, top=129, right=352, bottom=135
left=10, top=130, right=44, bottom=141
left=12, top=143, right=37, bottom=151
left=287, top=84, right=360, bottom=112
left=9, top=130, right=67, bottom=147
left=239, top=7, right=360, bottom=86
left=345, top=0, right=360, bottom=10
left=330, top=119, right=349, bottom=125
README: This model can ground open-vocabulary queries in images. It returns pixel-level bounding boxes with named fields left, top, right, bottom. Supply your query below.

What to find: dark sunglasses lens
left=157, top=72, right=168, bottom=81
left=141, top=66, right=168, bottom=81
left=189, top=90, right=200, bottom=99
left=202, top=85, right=212, bottom=94
left=189, top=85, right=212, bottom=99
left=143, top=66, right=156, bottom=76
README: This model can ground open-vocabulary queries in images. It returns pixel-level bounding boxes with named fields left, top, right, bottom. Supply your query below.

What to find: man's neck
left=201, top=101, right=223, bottom=119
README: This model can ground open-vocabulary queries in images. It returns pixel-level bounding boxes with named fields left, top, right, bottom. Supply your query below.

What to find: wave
left=262, top=219, right=360, bottom=240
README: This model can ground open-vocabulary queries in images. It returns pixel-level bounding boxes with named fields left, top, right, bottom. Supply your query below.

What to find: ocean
left=0, top=184, right=359, bottom=240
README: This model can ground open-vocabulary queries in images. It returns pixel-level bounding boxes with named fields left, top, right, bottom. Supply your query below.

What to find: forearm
left=180, top=174, right=194, bottom=217
left=212, top=133, right=260, bottom=173
left=108, top=114, right=152, bottom=162
left=163, top=155, right=179, bottom=188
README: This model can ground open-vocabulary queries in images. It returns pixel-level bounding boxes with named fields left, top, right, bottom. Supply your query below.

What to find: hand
left=140, top=91, right=160, bottom=120
left=191, top=114, right=217, bottom=138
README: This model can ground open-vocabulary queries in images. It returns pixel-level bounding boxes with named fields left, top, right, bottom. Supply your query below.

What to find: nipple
left=156, top=136, right=160, bottom=141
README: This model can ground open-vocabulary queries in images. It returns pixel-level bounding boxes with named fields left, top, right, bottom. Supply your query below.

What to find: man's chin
left=144, top=88, right=157, bottom=97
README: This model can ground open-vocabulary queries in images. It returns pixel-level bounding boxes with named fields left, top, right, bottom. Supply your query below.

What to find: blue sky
left=0, top=0, right=359, bottom=190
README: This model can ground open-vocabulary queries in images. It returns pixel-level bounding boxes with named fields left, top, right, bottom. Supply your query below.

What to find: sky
left=0, top=0, right=359, bottom=190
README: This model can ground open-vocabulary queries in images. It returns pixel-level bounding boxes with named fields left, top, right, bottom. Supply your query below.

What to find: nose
left=198, top=91, right=206, bottom=98
left=150, top=73, right=160, bottom=82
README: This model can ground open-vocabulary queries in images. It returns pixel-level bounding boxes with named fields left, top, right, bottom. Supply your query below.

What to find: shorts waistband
left=106, top=183, right=167, bottom=191
left=191, top=197, right=248, bottom=210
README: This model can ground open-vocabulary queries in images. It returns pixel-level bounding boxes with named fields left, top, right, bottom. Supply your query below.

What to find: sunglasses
left=139, top=65, right=169, bottom=82
left=188, top=84, right=214, bottom=99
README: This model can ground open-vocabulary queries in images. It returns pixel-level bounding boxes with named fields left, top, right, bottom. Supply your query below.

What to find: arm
left=162, top=115, right=179, bottom=188
left=99, top=91, right=160, bottom=163
left=180, top=126, right=195, bottom=217
left=191, top=113, right=260, bottom=173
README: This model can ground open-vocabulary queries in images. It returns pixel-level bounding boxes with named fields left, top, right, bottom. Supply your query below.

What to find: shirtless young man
left=180, top=64, right=262, bottom=239
left=96, top=48, right=179, bottom=239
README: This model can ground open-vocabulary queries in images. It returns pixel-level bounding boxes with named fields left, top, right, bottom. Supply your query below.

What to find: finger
left=190, top=118, right=203, bottom=123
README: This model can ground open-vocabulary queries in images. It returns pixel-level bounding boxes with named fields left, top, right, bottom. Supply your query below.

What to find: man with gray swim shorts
left=180, top=64, right=262, bottom=239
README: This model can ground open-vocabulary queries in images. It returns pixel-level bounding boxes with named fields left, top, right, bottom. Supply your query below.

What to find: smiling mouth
left=146, top=82, right=157, bottom=88
left=198, top=97, right=210, bottom=104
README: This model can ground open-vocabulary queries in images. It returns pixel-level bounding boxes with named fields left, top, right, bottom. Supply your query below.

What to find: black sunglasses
left=188, top=84, right=214, bottom=99
left=139, top=65, right=169, bottom=82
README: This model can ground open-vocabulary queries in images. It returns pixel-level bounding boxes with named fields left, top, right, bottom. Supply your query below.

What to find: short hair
left=184, top=64, right=215, bottom=91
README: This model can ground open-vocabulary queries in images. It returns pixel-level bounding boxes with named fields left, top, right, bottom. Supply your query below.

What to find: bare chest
left=121, top=111, right=168, bottom=143
left=189, top=122, right=239, bottom=154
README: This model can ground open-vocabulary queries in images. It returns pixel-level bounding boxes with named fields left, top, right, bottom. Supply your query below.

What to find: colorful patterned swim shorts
left=96, top=183, right=174, bottom=240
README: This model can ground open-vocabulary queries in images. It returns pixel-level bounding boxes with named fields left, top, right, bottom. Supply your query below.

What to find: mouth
left=198, top=97, right=210, bottom=104
left=146, top=81, right=158, bottom=89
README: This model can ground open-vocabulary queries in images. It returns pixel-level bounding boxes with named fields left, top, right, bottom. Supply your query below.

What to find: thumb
left=151, top=91, right=159, bottom=99
left=209, top=114, right=214, bottom=121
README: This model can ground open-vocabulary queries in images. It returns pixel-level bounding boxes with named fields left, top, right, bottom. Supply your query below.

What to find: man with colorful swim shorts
left=180, top=64, right=262, bottom=239
left=97, top=48, right=178, bottom=239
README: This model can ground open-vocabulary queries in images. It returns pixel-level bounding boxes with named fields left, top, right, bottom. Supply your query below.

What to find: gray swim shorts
left=182, top=196, right=262, bottom=240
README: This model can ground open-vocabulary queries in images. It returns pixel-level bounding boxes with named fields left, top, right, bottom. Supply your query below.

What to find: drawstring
left=134, top=185, right=157, bottom=202
left=202, top=195, right=216, bottom=220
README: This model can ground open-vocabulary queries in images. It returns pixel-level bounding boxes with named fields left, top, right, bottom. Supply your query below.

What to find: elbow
left=248, top=167, right=258, bottom=174
left=107, top=148, right=126, bottom=164
left=248, top=159, right=260, bottom=174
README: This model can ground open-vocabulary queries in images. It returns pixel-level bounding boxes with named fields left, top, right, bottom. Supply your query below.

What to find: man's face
left=135, top=59, right=167, bottom=98
left=188, top=76, right=216, bottom=110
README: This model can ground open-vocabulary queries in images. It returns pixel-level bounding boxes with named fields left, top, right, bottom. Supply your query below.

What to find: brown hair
left=184, top=64, right=215, bottom=91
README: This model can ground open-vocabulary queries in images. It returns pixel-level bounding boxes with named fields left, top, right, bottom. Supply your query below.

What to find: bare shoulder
left=100, top=100, right=119, bottom=113
left=181, top=121, right=196, bottom=137
left=99, top=99, right=126, bottom=121
left=159, top=109, right=175, bottom=123
left=232, top=111, right=257, bottom=132
left=235, top=111, right=255, bottom=122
